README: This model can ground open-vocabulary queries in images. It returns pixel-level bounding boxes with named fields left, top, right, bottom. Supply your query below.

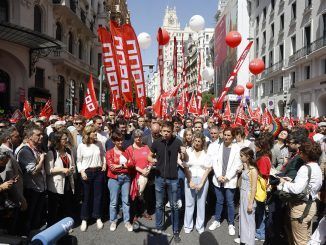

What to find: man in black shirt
left=148, top=121, right=185, bottom=243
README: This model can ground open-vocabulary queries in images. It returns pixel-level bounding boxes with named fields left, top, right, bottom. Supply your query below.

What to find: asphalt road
left=70, top=213, right=265, bottom=245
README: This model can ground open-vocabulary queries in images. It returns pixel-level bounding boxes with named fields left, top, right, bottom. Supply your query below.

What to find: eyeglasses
left=74, top=122, right=83, bottom=125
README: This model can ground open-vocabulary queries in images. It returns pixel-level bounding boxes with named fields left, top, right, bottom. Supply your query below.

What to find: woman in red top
left=106, top=130, right=134, bottom=232
left=254, top=135, right=272, bottom=241
left=126, top=129, right=152, bottom=221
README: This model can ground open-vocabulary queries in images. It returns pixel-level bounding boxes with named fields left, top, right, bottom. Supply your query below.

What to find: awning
left=0, top=21, right=64, bottom=76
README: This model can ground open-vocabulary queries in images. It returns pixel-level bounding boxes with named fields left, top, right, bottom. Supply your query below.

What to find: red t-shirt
left=126, top=145, right=150, bottom=169
left=256, top=155, right=271, bottom=180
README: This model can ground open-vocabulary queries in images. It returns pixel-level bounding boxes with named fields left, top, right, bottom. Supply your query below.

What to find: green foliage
left=202, top=92, right=215, bottom=107
left=146, top=97, right=152, bottom=106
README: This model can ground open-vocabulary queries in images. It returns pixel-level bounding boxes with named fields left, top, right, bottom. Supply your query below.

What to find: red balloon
left=249, top=58, right=265, bottom=75
left=234, top=85, right=245, bottom=96
left=225, top=31, right=242, bottom=48
left=246, top=82, right=254, bottom=89
left=157, top=28, right=170, bottom=45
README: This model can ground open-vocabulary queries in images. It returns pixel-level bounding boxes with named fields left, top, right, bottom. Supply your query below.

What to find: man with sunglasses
left=71, top=115, right=86, bottom=148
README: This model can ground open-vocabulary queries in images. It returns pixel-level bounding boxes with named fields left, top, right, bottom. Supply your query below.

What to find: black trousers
left=47, top=190, right=74, bottom=226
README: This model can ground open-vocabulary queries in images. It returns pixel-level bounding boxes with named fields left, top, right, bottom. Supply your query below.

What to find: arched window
left=78, top=39, right=83, bottom=60
left=68, top=32, right=73, bottom=54
left=34, top=5, right=42, bottom=32
left=0, top=0, right=9, bottom=22
left=55, top=22, right=62, bottom=41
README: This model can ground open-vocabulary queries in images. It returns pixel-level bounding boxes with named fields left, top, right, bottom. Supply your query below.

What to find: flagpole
left=98, top=65, right=104, bottom=107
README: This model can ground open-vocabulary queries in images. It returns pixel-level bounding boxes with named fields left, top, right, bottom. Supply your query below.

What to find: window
left=291, top=2, right=296, bottom=20
left=304, top=25, right=311, bottom=47
left=280, top=14, right=284, bottom=31
left=306, top=0, right=312, bottom=7
left=269, top=51, right=273, bottom=66
left=256, top=16, right=259, bottom=28
left=271, top=0, right=275, bottom=10
left=256, top=0, right=259, bottom=7
left=206, top=34, right=209, bottom=41
left=263, top=31, right=266, bottom=44
left=90, top=48, right=93, bottom=65
left=270, top=80, right=274, bottom=94
left=78, top=39, right=83, bottom=60
left=271, top=23, right=274, bottom=38
left=98, top=53, right=102, bottom=75
left=255, top=38, right=259, bottom=55
left=291, top=71, right=296, bottom=87
left=55, top=22, right=62, bottom=41
left=279, top=44, right=284, bottom=61
left=262, top=56, right=266, bottom=65
left=34, top=5, right=42, bottom=32
left=304, top=103, right=310, bottom=116
left=280, top=76, right=284, bottom=91
left=323, top=13, right=326, bottom=37
left=263, top=8, right=266, bottom=21
left=68, top=32, right=73, bottom=54
left=291, top=35, right=296, bottom=54
left=35, top=67, right=44, bottom=88
left=305, top=65, right=311, bottom=79
left=0, top=0, right=9, bottom=22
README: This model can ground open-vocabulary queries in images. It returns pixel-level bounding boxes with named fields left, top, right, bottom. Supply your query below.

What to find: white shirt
left=207, top=140, right=221, bottom=166
left=76, top=142, right=105, bottom=172
left=97, top=132, right=108, bottom=150
left=278, top=162, right=323, bottom=201
left=184, top=148, right=211, bottom=177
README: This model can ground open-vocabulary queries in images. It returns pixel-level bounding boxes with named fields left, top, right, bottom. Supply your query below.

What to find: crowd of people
left=0, top=111, right=325, bottom=244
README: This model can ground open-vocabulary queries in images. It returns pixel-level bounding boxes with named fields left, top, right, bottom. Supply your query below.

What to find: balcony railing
left=261, top=60, right=283, bottom=78
left=288, top=35, right=326, bottom=66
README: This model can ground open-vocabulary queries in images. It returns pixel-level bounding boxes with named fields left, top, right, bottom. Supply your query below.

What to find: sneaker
left=177, top=199, right=182, bottom=209
left=234, top=238, right=240, bottom=244
left=110, top=222, right=117, bottom=231
left=80, top=220, right=87, bottom=232
left=184, top=228, right=191, bottom=234
left=208, top=221, right=221, bottom=231
left=96, top=219, right=103, bottom=229
left=197, top=229, right=204, bottom=234
left=125, top=222, right=133, bottom=232
left=228, top=225, right=236, bottom=236
left=174, top=233, right=181, bottom=243
left=165, top=201, right=170, bottom=208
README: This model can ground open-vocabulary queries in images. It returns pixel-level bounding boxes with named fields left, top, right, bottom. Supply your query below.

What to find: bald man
left=142, top=122, right=161, bottom=148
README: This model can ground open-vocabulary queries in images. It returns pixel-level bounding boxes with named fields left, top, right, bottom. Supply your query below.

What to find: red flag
left=98, top=27, right=123, bottom=110
left=153, top=95, right=162, bottom=118
left=81, top=74, right=100, bottom=119
left=234, top=104, right=246, bottom=126
left=188, top=93, right=198, bottom=115
left=262, top=108, right=273, bottom=127
left=202, top=103, right=209, bottom=117
left=177, top=91, right=186, bottom=116
left=109, top=21, right=133, bottom=102
left=39, top=99, right=53, bottom=119
left=173, top=36, right=178, bottom=86
left=10, top=109, right=23, bottom=123
left=23, top=100, right=32, bottom=119
left=216, top=41, right=253, bottom=109
left=122, top=23, right=147, bottom=115
left=222, top=98, right=231, bottom=122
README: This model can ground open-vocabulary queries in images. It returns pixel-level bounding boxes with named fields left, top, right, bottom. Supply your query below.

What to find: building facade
left=0, top=0, right=130, bottom=115
left=213, top=0, right=251, bottom=108
left=249, top=0, right=326, bottom=118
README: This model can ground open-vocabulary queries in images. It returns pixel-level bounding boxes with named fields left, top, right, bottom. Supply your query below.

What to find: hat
left=318, top=121, right=326, bottom=127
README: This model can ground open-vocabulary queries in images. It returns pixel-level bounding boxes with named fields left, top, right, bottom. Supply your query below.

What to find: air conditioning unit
left=115, top=5, right=120, bottom=13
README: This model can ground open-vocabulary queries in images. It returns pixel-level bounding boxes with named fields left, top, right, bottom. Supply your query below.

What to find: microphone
left=132, top=221, right=172, bottom=237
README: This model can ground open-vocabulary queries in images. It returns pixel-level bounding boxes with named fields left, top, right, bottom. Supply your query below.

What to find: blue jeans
left=80, top=169, right=105, bottom=220
left=108, top=175, right=131, bottom=223
left=177, top=167, right=185, bottom=202
left=155, top=176, right=179, bottom=233
left=214, top=186, right=235, bottom=225
left=255, top=201, right=266, bottom=240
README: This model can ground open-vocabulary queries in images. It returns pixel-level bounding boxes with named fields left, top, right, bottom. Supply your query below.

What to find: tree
left=202, top=92, right=215, bottom=107
left=146, top=97, right=152, bottom=106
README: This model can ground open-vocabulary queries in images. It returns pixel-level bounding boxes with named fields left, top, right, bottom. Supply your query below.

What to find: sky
left=128, top=0, right=219, bottom=73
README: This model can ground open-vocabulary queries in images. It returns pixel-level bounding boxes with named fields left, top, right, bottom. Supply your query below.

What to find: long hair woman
left=45, top=131, right=75, bottom=226
left=76, top=125, right=106, bottom=232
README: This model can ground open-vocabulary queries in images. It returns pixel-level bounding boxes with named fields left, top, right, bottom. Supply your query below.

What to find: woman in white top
left=278, top=141, right=323, bottom=245
left=76, top=125, right=106, bottom=232
left=45, top=131, right=75, bottom=226
left=183, top=132, right=212, bottom=234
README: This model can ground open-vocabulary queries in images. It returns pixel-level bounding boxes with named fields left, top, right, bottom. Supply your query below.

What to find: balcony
left=303, top=5, right=312, bottom=16
left=290, top=18, right=296, bottom=27
left=261, top=60, right=283, bottom=78
left=288, top=35, right=326, bottom=66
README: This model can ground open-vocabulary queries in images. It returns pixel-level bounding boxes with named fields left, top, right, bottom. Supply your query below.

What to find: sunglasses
left=74, top=122, right=83, bottom=125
